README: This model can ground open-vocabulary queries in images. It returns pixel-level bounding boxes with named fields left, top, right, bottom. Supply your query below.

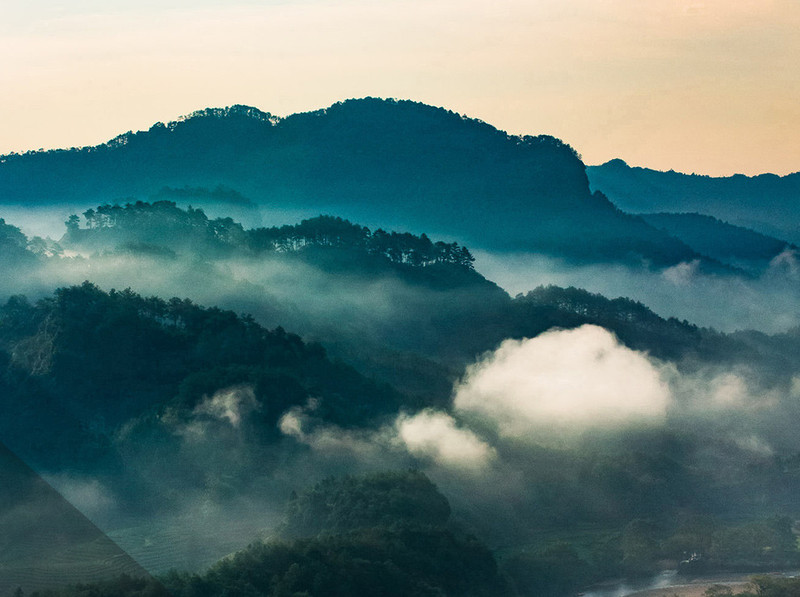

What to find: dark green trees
left=281, top=470, right=451, bottom=537
left=160, top=470, right=510, bottom=597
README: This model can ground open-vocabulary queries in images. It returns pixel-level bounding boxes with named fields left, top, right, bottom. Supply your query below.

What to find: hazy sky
left=1, top=0, right=798, bottom=175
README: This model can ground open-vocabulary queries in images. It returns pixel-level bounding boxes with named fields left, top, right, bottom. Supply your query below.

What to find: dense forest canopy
left=0, top=282, right=404, bottom=474
left=20, top=470, right=800, bottom=597
left=2, top=278, right=800, bottom=593
left=64, top=202, right=477, bottom=271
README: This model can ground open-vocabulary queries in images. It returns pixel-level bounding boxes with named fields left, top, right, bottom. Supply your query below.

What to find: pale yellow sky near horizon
left=1, top=0, right=798, bottom=176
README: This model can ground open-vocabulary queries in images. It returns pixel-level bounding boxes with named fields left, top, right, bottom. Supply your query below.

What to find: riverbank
left=583, top=570, right=800, bottom=597
left=627, top=580, right=752, bottom=597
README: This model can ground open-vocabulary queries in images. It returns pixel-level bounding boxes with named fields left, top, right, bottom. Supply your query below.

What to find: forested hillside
left=26, top=471, right=512, bottom=597
left=62, top=202, right=480, bottom=285
left=0, top=282, right=402, bottom=473
left=0, top=99, right=707, bottom=266
left=2, top=201, right=800, bottom=596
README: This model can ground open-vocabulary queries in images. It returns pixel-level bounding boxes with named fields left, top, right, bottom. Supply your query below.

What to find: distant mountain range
left=0, top=98, right=712, bottom=269
left=640, top=212, right=796, bottom=273
left=588, top=159, right=800, bottom=244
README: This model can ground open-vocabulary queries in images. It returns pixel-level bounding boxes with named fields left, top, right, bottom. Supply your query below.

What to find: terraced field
left=0, top=443, right=150, bottom=596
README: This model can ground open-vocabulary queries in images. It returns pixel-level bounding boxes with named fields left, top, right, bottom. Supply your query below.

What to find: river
left=582, top=569, right=799, bottom=597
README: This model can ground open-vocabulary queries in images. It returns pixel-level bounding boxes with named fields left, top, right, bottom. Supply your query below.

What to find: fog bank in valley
left=474, top=249, right=800, bottom=333
left=3, top=204, right=800, bottom=580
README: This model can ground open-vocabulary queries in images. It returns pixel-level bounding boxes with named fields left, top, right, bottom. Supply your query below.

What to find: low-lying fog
left=3, top=203, right=800, bottom=576
left=473, top=249, right=800, bottom=333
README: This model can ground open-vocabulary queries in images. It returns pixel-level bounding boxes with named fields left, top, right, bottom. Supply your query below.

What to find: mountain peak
left=600, top=158, right=629, bottom=169
left=0, top=98, right=700, bottom=266
left=179, top=104, right=279, bottom=124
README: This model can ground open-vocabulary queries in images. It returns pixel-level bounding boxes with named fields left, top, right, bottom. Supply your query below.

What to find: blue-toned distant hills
left=0, top=98, right=709, bottom=268
left=639, top=212, right=797, bottom=274
left=588, top=158, right=800, bottom=245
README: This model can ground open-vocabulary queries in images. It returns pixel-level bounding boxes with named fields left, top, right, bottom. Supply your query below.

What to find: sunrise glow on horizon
left=2, top=0, right=798, bottom=176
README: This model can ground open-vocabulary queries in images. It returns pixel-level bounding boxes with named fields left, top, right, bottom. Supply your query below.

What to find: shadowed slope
left=0, top=442, right=153, bottom=596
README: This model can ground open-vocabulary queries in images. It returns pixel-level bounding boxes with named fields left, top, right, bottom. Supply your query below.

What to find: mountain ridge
left=0, top=97, right=710, bottom=268
left=587, top=159, right=800, bottom=244
left=640, top=212, right=796, bottom=271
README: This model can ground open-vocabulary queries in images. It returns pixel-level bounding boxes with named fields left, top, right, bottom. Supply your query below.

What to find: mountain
left=28, top=471, right=512, bottom=597
left=0, top=442, right=152, bottom=596
left=639, top=212, right=796, bottom=273
left=587, top=159, right=800, bottom=244
left=0, top=267, right=786, bottom=491
left=4, top=227, right=800, bottom=588
left=1, top=203, right=782, bottom=401
left=0, top=282, right=406, bottom=473
left=0, top=99, right=706, bottom=267
left=21, top=201, right=772, bottom=372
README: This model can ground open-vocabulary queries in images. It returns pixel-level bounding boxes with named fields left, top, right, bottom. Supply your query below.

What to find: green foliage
left=281, top=470, right=451, bottom=538
left=704, top=575, right=800, bottom=597
left=177, top=525, right=508, bottom=597
left=249, top=215, right=475, bottom=270
left=0, top=283, right=403, bottom=470
left=662, top=514, right=718, bottom=559
left=32, top=472, right=510, bottom=597
left=161, top=470, right=509, bottom=596
left=0, top=218, right=36, bottom=265
left=504, top=285, right=757, bottom=363
left=65, top=200, right=247, bottom=254
left=709, top=517, right=799, bottom=570
left=740, top=575, right=800, bottom=597
left=64, top=202, right=479, bottom=279
left=621, top=519, right=662, bottom=576
left=0, top=218, right=29, bottom=251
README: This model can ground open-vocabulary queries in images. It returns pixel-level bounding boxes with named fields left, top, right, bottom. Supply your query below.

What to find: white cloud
left=733, top=434, right=774, bottom=457
left=278, top=402, right=395, bottom=462
left=193, top=385, right=258, bottom=428
left=662, top=260, right=700, bottom=286
left=664, top=358, right=786, bottom=409
left=396, top=409, right=494, bottom=471
left=706, top=372, right=749, bottom=407
left=454, top=325, right=671, bottom=438
left=768, top=247, right=800, bottom=279
left=279, top=403, right=493, bottom=473
left=278, top=406, right=306, bottom=439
